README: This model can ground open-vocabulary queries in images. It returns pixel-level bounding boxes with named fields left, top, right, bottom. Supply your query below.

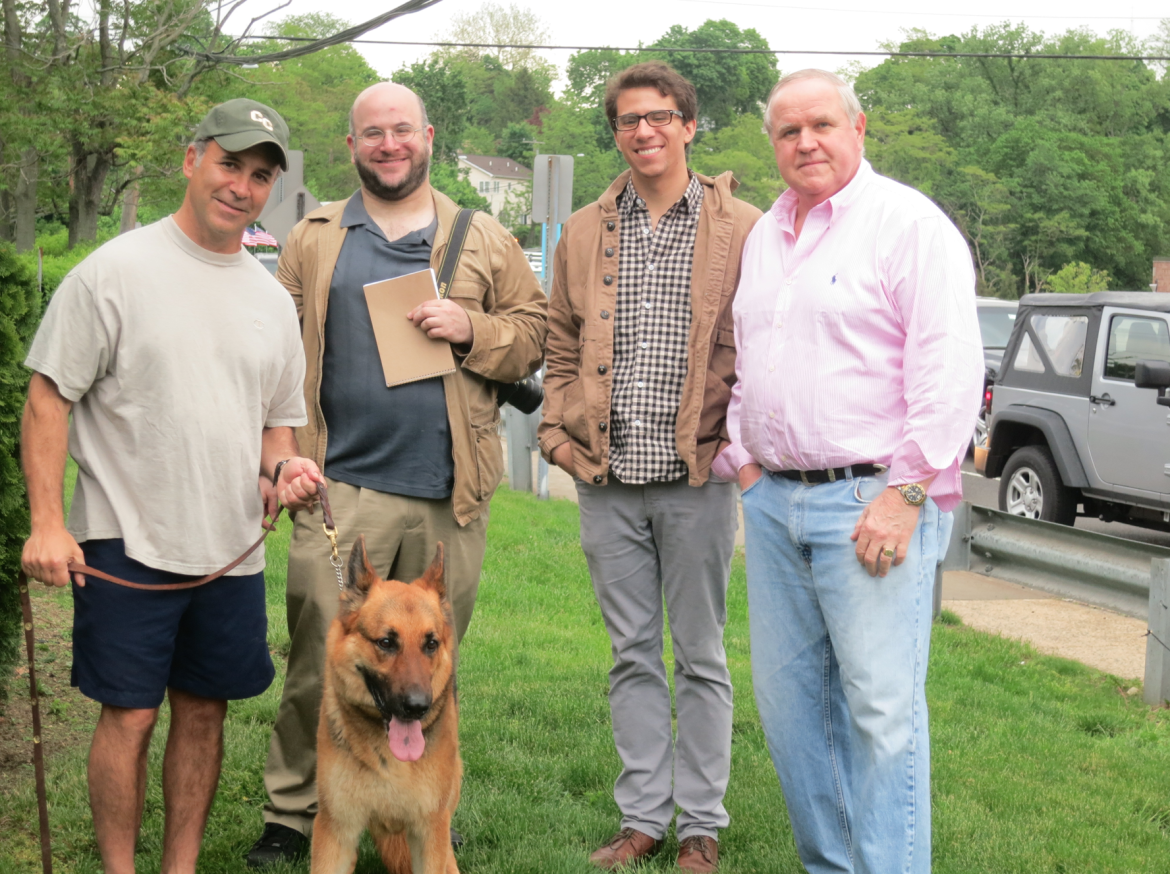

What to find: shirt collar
left=618, top=172, right=703, bottom=219
left=770, top=158, right=874, bottom=234
left=339, top=190, right=438, bottom=245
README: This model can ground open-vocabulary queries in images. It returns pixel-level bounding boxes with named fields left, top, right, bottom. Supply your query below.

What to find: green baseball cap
left=194, top=98, right=290, bottom=171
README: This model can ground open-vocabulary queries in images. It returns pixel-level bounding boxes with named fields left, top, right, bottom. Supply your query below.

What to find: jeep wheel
left=998, top=445, right=1078, bottom=525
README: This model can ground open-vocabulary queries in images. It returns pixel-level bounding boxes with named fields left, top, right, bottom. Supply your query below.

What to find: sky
left=278, top=0, right=1170, bottom=91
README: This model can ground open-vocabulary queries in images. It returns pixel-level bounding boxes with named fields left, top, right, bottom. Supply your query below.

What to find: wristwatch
left=896, top=483, right=927, bottom=506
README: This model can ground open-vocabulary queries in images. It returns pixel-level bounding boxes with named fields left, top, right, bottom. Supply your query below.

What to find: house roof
left=458, top=154, right=532, bottom=180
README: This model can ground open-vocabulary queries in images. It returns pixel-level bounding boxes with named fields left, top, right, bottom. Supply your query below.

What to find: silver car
left=983, top=292, right=1170, bottom=530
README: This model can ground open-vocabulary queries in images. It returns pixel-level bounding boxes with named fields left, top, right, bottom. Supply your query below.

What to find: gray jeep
left=982, top=291, right=1170, bottom=530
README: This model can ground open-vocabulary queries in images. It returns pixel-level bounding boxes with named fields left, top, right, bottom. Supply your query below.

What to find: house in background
left=457, top=154, right=531, bottom=225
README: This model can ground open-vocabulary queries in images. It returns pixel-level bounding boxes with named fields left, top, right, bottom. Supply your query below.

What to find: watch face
left=899, top=483, right=927, bottom=505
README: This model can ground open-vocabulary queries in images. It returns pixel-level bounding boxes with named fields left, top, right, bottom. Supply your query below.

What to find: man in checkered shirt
left=539, top=62, right=762, bottom=873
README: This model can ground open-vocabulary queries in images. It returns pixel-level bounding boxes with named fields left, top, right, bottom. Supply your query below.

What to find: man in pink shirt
left=712, top=69, right=982, bottom=873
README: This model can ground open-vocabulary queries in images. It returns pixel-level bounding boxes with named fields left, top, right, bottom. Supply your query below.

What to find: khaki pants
left=262, top=478, right=488, bottom=833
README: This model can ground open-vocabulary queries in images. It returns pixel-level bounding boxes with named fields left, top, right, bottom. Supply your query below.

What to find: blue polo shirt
left=319, top=192, right=453, bottom=499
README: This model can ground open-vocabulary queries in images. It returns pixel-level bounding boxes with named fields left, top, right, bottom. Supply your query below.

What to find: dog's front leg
left=310, top=809, right=362, bottom=874
left=407, top=816, right=458, bottom=874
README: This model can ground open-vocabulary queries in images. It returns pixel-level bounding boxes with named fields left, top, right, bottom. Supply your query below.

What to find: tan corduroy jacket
left=538, top=170, right=762, bottom=486
left=278, top=187, right=548, bottom=526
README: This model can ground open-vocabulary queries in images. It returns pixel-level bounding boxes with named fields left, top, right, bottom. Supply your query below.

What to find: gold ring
left=882, top=548, right=895, bottom=559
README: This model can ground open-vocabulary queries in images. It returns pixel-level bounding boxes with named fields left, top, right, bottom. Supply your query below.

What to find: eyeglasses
left=354, top=126, right=424, bottom=147
left=611, top=110, right=685, bottom=132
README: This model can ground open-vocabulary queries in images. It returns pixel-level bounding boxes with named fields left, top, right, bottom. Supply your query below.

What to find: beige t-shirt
left=25, top=217, right=307, bottom=575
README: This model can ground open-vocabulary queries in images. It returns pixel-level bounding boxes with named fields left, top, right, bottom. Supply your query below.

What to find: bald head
left=349, top=82, right=429, bottom=137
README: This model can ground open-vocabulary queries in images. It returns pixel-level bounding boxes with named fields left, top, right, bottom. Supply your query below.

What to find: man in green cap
left=20, top=97, right=321, bottom=874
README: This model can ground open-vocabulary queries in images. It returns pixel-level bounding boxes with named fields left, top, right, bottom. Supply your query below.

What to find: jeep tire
left=998, top=445, right=1078, bottom=525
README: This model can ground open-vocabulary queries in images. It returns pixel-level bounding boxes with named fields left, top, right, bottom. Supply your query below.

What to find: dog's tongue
left=387, top=717, right=425, bottom=762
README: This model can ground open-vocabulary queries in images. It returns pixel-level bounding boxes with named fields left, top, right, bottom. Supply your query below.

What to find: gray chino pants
left=575, top=475, right=737, bottom=840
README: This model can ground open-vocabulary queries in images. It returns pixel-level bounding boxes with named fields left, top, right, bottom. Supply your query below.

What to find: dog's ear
left=342, top=534, right=377, bottom=612
left=416, top=542, right=447, bottom=601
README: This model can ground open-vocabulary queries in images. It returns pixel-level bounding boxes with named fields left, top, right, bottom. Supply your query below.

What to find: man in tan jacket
left=248, top=81, right=547, bottom=866
left=538, top=63, right=761, bottom=873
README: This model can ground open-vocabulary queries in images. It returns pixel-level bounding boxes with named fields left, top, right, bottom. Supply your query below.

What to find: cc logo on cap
left=250, top=110, right=274, bottom=132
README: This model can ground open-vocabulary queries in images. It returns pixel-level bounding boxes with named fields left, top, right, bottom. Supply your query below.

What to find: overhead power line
left=677, top=0, right=1170, bottom=20
left=235, top=36, right=1170, bottom=62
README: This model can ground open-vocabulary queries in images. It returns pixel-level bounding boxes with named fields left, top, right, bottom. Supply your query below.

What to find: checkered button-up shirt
left=609, top=174, right=703, bottom=484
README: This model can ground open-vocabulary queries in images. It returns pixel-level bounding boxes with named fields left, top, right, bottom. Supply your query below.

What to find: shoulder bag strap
left=436, top=208, right=476, bottom=300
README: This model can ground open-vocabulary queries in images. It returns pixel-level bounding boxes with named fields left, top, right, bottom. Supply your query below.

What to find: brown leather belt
left=776, top=464, right=886, bottom=485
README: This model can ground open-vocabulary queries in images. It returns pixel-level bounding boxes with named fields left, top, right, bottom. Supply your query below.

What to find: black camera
left=495, top=373, right=544, bottom=414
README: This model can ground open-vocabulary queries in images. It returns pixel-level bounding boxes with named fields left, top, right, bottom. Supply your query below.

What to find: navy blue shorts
left=70, top=539, right=275, bottom=709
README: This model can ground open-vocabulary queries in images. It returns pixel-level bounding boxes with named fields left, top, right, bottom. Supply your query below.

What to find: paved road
left=960, top=459, right=1170, bottom=548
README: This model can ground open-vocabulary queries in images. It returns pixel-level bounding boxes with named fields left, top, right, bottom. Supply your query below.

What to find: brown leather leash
left=17, top=480, right=340, bottom=874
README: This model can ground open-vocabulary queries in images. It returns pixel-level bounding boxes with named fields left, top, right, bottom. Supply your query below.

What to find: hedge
left=0, top=244, right=41, bottom=699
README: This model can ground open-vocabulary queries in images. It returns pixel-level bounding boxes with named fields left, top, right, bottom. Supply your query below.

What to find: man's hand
left=407, top=299, right=473, bottom=346
left=259, top=476, right=279, bottom=522
left=851, top=487, right=922, bottom=578
left=22, top=526, right=86, bottom=587
left=739, top=463, right=763, bottom=493
left=551, top=442, right=577, bottom=478
left=275, top=456, right=324, bottom=512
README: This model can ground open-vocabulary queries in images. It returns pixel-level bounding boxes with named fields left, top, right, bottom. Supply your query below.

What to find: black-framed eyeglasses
left=355, top=126, right=424, bottom=147
left=611, top=110, right=685, bottom=132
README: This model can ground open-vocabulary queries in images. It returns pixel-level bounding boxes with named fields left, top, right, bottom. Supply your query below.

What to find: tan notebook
left=363, top=269, right=457, bottom=388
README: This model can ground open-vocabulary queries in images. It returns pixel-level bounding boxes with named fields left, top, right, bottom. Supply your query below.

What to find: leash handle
left=19, top=572, right=53, bottom=874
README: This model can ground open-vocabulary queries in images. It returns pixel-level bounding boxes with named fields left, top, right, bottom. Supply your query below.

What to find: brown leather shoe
left=588, top=828, right=663, bottom=869
left=677, top=835, right=719, bottom=872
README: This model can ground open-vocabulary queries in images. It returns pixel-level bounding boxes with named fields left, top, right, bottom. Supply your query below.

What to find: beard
left=355, top=148, right=430, bottom=202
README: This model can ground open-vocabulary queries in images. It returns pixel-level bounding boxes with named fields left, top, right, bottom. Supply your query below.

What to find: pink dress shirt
left=712, top=160, right=984, bottom=511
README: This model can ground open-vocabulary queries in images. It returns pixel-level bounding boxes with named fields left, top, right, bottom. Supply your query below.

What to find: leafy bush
left=0, top=243, right=41, bottom=698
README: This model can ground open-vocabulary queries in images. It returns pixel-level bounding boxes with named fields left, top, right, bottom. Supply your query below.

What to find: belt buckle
left=799, top=470, right=811, bottom=486
left=827, top=468, right=837, bottom=483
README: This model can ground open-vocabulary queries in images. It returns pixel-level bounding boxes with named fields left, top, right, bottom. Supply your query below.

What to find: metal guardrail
left=942, top=502, right=1170, bottom=620
left=938, top=502, right=1170, bottom=704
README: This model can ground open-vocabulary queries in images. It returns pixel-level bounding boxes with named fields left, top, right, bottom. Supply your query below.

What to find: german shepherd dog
left=312, top=536, right=461, bottom=874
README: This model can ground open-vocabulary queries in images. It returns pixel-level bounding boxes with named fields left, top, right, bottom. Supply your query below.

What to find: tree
left=437, top=3, right=551, bottom=73
left=654, top=20, right=777, bottom=130
left=0, top=242, right=40, bottom=696
left=430, top=161, right=490, bottom=212
left=854, top=22, right=1170, bottom=297
left=690, top=113, right=781, bottom=210
left=1048, top=262, right=1112, bottom=294
left=392, top=57, right=471, bottom=162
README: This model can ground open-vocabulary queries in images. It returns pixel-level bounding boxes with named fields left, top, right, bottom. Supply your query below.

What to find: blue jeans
left=741, top=470, right=950, bottom=874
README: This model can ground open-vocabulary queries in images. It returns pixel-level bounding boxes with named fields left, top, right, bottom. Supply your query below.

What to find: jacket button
left=600, top=310, right=610, bottom=319
left=593, top=474, right=603, bottom=484
left=598, top=364, right=608, bottom=374
left=603, top=275, right=613, bottom=285
left=599, top=421, right=608, bottom=432
left=605, top=247, right=614, bottom=257
left=606, top=221, right=615, bottom=231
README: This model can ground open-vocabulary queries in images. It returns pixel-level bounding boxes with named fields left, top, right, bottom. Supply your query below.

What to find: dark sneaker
left=451, top=827, right=464, bottom=850
left=246, top=822, right=309, bottom=868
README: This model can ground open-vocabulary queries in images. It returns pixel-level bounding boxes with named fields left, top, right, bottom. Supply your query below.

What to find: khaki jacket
left=278, top=188, right=548, bottom=526
left=539, top=170, right=762, bottom=486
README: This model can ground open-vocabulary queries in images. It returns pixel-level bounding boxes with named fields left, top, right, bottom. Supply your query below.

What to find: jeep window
left=1104, top=315, right=1170, bottom=380
left=1032, top=314, right=1087, bottom=377
left=1013, top=333, right=1046, bottom=373
left=978, top=308, right=1016, bottom=349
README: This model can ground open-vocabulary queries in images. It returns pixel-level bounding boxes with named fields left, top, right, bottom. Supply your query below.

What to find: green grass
left=4, top=488, right=1170, bottom=872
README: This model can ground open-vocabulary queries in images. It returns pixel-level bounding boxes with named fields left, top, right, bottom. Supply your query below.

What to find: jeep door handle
left=1089, top=393, right=1115, bottom=406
